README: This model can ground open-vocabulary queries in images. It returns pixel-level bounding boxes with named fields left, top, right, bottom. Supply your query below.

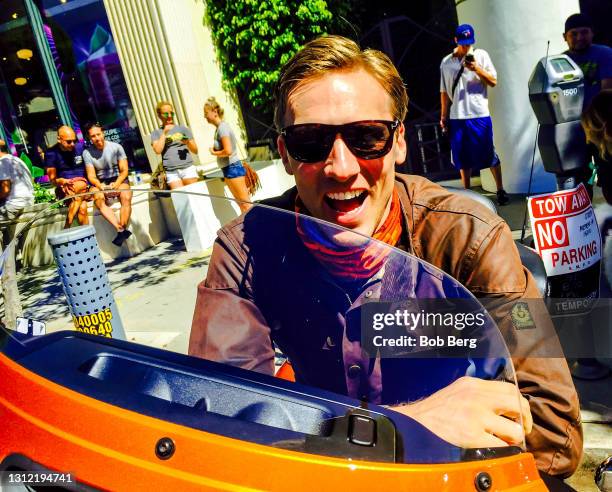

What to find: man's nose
left=324, top=136, right=360, bottom=181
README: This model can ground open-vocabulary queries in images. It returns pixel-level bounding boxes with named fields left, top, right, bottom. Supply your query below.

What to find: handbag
left=150, top=163, right=168, bottom=191
left=243, top=161, right=261, bottom=196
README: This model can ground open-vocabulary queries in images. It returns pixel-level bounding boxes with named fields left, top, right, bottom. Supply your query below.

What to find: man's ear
left=394, top=122, right=407, bottom=165
left=277, top=135, right=294, bottom=175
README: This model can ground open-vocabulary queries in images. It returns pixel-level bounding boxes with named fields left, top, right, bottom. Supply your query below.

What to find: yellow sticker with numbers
left=72, top=308, right=114, bottom=337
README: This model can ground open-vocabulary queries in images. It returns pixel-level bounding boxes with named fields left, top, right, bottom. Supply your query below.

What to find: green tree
left=204, top=1, right=351, bottom=127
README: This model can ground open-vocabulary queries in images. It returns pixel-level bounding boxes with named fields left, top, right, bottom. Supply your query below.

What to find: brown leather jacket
left=189, top=174, right=582, bottom=477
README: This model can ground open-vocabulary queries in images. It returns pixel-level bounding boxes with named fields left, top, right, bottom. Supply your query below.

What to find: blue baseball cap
left=455, top=24, right=475, bottom=45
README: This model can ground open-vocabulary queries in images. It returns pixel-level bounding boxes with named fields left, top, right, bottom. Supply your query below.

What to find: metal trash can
left=47, top=225, right=126, bottom=340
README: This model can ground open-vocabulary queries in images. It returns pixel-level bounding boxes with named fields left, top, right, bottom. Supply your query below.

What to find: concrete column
left=153, top=0, right=248, bottom=170
left=104, top=0, right=246, bottom=172
left=457, top=0, right=580, bottom=193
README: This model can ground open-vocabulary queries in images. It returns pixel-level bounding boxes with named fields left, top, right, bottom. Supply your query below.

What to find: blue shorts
left=221, top=161, right=246, bottom=179
left=449, top=116, right=500, bottom=171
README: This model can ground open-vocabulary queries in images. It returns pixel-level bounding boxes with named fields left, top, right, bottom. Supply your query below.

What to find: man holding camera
left=440, top=24, right=509, bottom=205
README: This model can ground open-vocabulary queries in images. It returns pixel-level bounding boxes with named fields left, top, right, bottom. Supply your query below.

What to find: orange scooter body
left=0, top=350, right=546, bottom=492
left=0, top=194, right=550, bottom=491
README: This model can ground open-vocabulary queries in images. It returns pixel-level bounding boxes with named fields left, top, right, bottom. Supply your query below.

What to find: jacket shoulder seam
left=412, top=200, right=504, bottom=227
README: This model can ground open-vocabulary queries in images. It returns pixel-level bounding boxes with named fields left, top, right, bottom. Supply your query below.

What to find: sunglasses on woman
left=280, top=120, right=400, bottom=163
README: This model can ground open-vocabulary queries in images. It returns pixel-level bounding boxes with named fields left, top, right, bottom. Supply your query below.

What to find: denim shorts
left=221, top=161, right=246, bottom=179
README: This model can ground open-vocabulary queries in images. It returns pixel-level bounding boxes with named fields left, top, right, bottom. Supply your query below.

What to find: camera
left=464, top=53, right=475, bottom=63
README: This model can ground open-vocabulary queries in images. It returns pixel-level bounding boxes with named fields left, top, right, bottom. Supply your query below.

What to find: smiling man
left=189, top=35, right=581, bottom=478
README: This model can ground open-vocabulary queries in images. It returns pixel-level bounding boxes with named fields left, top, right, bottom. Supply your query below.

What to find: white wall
left=457, top=0, right=581, bottom=193
left=105, top=0, right=247, bottom=172
left=171, top=160, right=295, bottom=252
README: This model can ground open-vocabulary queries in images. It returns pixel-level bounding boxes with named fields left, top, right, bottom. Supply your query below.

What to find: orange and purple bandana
left=296, top=190, right=402, bottom=281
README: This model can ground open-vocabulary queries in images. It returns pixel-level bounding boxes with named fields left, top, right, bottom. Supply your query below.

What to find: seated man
left=189, top=36, right=582, bottom=478
left=44, top=126, right=90, bottom=228
left=83, top=123, right=133, bottom=246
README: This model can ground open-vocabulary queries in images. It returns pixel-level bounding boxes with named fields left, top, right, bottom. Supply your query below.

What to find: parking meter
left=528, top=54, right=590, bottom=189
left=528, top=55, right=606, bottom=379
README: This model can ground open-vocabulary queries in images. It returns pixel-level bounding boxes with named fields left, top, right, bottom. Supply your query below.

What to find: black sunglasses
left=280, top=120, right=400, bottom=163
left=63, top=139, right=76, bottom=144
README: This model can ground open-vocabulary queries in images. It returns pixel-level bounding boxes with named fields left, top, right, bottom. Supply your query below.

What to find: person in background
left=0, top=140, right=35, bottom=326
left=582, top=89, right=612, bottom=294
left=44, top=126, right=90, bottom=228
left=563, top=13, right=612, bottom=110
left=0, top=139, right=34, bottom=239
left=440, top=24, right=509, bottom=205
left=83, top=123, right=133, bottom=246
left=150, top=101, right=199, bottom=189
left=563, top=13, right=612, bottom=195
left=204, top=97, right=252, bottom=213
left=582, top=90, right=612, bottom=204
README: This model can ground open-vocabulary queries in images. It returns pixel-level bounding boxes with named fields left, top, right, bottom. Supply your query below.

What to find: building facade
left=0, top=0, right=245, bottom=173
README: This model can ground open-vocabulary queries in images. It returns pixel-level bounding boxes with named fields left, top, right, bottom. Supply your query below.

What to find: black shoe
left=496, top=189, right=509, bottom=206
left=112, top=229, right=132, bottom=246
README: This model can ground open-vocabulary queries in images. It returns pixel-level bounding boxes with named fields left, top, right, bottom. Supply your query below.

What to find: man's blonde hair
left=581, top=89, right=611, bottom=159
left=273, top=35, right=408, bottom=130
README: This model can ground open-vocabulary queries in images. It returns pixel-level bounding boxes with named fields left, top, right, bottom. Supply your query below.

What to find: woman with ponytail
left=204, top=97, right=259, bottom=213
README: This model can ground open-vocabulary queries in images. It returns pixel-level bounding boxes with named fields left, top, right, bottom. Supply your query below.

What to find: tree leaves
left=204, top=1, right=338, bottom=115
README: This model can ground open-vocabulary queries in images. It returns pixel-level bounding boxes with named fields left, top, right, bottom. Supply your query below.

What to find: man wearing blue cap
left=440, top=24, right=509, bottom=205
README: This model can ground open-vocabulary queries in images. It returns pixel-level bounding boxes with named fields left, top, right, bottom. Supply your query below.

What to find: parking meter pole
left=47, top=225, right=126, bottom=340
left=528, top=55, right=608, bottom=380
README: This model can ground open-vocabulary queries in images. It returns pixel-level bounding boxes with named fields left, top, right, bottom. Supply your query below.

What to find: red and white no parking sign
left=528, top=183, right=601, bottom=276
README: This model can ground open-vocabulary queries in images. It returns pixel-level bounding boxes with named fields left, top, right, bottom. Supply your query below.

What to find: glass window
left=38, top=0, right=148, bottom=170
left=550, top=58, right=574, bottom=74
left=0, top=0, right=148, bottom=171
left=0, top=0, right=60, bottom=168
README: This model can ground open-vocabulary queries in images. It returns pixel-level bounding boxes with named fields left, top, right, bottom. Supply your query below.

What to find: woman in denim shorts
left=204, top=97, right=251, bottom=213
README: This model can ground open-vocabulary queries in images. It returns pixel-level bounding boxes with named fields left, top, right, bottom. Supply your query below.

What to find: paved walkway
left=20, top=239, right=211, bottom=355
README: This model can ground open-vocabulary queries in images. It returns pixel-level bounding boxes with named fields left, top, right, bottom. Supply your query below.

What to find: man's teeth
left=326, top=190, right=365, bottom=201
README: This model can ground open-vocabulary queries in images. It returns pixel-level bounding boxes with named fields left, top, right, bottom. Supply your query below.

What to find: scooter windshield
left=0, top=189, right=529, bottom=481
